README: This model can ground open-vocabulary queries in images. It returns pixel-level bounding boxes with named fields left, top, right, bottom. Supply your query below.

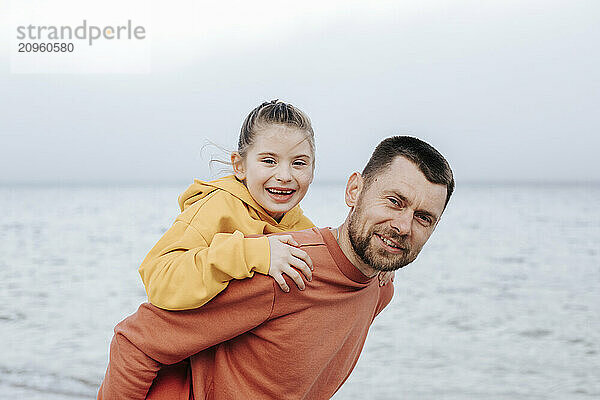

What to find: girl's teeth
left=268, top=189, right=293, bottom=194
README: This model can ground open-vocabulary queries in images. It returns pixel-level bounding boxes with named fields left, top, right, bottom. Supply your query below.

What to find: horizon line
left=0, top=179, right=599, bottom=187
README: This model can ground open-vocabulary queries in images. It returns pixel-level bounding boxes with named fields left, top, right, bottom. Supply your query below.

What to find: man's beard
left=347, top=202, right=416, bottom=272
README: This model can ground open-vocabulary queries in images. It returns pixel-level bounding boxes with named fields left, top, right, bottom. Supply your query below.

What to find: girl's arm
left=139, top=191, right=313, bottom=310
left=139, top=220, right=270, bottom=310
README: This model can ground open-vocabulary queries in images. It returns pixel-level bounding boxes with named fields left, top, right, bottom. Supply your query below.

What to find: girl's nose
left=275, top=165, right=293, bottom=182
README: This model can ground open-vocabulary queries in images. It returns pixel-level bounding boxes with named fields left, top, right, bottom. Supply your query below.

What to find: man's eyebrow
left=388, top=191, right=410, bottom=204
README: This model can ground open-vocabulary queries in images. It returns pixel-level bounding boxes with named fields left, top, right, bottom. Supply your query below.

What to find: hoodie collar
left=180, top=175, right=305, bottom=229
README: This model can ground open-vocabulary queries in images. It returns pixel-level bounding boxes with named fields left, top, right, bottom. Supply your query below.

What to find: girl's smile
left=265, top=186, right=297, bottom=202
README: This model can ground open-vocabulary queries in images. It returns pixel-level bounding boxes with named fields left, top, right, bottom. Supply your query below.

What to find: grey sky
left=1, top=0, right=599, bottom=184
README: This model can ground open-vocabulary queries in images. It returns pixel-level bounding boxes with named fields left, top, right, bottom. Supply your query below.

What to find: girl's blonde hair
left=237, top=99, right=315, bottom=158
left=208, top=100, right=315, bottom=174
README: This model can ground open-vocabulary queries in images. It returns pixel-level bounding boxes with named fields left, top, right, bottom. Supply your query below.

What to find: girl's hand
left=268, top=235, right=314, bottom=292
left=378, top=271, right=395, bottom=287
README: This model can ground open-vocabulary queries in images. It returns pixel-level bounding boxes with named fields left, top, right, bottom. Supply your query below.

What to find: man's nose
left=275, top=164, right=292, bottom=182
left=390, top=210, right=413, bottom=236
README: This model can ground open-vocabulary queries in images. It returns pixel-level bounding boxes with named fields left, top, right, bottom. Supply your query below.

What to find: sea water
left=0, top=182, right=598, bottom=399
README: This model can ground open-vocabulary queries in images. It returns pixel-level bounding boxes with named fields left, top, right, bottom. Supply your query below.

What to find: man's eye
left=416, top=215, right=432, bottom=226
left=293, top=160, right=307, bottom=166
left=388, top=197, right=401, bottom=207
left=262, top=159, right=276, bottom=165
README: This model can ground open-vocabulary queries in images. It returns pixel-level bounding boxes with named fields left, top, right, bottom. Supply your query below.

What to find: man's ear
left=231, top=152, right=246, bottom=181
left=345, top=172, right=363, bottom=208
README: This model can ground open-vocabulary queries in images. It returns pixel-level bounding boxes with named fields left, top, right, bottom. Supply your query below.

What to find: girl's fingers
left=378, top=271, right=396, bottom=286
left=291, top=247, right=313, bottom=272
left=278, top=235, right=299, bottom=247
left=289, top=251, right=313, bottom=281
left=378, top=271, right=392, bottom=286
left=282, top=266, right=306, bottom=291
left=272, top=273, right=290, bottom=293
left=289, top=258, right=312, bottom=282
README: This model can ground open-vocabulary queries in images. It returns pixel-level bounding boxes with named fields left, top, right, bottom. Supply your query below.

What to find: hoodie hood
left=178, top=175, right=307, bottom=228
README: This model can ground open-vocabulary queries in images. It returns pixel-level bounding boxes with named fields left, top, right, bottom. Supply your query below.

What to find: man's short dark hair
left=362, top=136, right=455, bottom=207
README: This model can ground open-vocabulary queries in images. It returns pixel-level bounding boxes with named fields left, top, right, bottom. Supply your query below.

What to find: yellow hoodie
left=138, top=175, right=315, bottom=310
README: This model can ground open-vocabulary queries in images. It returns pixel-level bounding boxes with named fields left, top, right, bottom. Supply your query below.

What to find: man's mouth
left=374, top=233, right=406, bottom=252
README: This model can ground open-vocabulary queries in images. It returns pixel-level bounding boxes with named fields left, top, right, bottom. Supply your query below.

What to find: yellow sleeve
left=139, top=222, right=270, bottom=311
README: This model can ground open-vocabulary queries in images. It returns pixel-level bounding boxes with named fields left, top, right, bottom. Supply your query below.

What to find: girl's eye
left=293, top=160, right=307, bottom=166
left=262, top=158, right=276, bottom=165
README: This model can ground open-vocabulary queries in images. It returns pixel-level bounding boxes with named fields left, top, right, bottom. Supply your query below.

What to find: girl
left=139, top=100, right=391, bottom=311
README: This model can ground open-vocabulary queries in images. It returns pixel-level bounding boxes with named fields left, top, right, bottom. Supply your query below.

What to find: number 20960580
left=18, top=42, right=74, bottom=52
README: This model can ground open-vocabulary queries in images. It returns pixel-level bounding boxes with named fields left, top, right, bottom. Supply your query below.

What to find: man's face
left=347, top=156, right=447, bottom=272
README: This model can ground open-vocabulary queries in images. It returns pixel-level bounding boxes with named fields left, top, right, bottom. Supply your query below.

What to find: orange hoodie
left=99, top=228, right=394, bottom=400
left=138, top=175, right=314, bottom=310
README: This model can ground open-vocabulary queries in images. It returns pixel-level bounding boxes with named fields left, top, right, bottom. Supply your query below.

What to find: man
left=98, top=136, right=454, bottom=399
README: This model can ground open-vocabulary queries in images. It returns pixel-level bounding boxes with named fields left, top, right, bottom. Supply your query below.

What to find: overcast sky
left=1, top=0, right=599, bottom=184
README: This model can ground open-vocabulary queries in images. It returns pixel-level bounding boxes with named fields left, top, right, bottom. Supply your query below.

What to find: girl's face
left=232, top=125, right=315, bottom=221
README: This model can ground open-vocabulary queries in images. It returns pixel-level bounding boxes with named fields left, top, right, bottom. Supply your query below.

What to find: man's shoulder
left=287, top=227, right=327, bottom=247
